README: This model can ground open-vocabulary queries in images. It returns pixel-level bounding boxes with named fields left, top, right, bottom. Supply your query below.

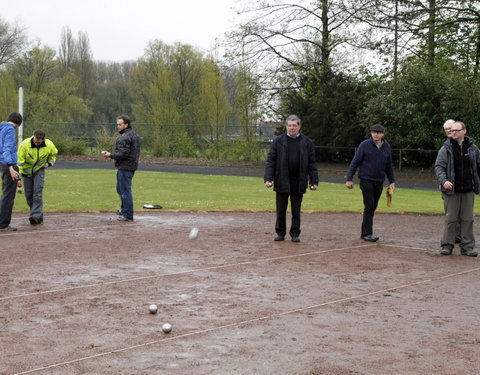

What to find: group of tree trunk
left=1, top=0, right=479, bottom=165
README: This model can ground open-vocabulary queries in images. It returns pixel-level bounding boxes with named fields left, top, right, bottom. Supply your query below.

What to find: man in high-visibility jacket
left=17, top=129, right=58, bottom=225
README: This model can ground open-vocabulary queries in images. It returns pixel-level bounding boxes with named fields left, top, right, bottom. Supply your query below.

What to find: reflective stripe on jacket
left=18, top=136, right=58, bottom=177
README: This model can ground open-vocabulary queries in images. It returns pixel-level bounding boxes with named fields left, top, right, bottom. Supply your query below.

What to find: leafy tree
left=12, top=46, right=91, bottom=123
left=92, top=61, right=135, bottom=122
left=0, top=69, right=17, bottom=120
left=196, top=58, right=229, bottom=157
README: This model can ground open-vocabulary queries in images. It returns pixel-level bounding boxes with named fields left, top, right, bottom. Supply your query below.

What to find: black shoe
left=362, top=235, right=379, bottom=242
left=440, top=247, right=453, bottom=255
left=291, top=236, right=300, bottom=243
left=274, top=235, right=285, bottom=241
left=29, top=217, right=42, bottom=225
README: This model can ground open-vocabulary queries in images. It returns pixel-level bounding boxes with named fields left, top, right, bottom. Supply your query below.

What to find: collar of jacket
left=30, top=137, right=46, bottom=148
left=118, top=126, right=131, bottom=135
left=286, top=132, right=301, bottom=139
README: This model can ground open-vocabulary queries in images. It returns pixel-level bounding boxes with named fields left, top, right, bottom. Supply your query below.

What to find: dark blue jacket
left=0, top=121, right=17, bottom=166
left=264, top=133, right=319, bottom=193
left=346, top=137, right=395, bottom=184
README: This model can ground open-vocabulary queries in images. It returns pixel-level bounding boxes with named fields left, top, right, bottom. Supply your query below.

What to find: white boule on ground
left=189, top=227, right=199, bottom=239
left=162, top=323, right=172, bottom=333
left=149, top=304, right=158, bottom=314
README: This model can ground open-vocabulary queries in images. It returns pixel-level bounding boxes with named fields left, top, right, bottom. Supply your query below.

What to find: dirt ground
left=1, top=211, right=479, bottom=375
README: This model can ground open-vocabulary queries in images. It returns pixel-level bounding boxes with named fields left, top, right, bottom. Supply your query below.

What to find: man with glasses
left=101, top=115, right=141, bottom=221
left=264, top=114, right=319, bottom=242
left=435, top=121, right=480, bottom=257
left=441, top=119, right=460, bottom=243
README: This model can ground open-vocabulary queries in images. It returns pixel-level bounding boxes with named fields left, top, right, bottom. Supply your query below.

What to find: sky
left=2, top=0, right=239, bottom=62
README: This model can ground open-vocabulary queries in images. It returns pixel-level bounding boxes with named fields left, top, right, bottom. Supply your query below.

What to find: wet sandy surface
left=1, top=211, right=479, bottom=374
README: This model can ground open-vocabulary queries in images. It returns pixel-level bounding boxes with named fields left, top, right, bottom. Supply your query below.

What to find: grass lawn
left=12, top=169, right=480, bottom=214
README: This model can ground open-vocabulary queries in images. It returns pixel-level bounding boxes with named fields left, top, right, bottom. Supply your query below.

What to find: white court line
left=0, top=221, right=144, bottom=237
left=383, top=244, right=432, bottom=252
left=0, top=244, right=371, bottom=301
left=11, top=266, right=480, bottom=375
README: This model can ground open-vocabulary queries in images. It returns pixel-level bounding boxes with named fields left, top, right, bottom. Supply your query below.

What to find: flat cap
left=371, top=124, right=385, bottom=132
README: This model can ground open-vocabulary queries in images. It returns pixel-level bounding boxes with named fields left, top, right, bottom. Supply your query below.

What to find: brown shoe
left=461, top=249, right=478, bottom=257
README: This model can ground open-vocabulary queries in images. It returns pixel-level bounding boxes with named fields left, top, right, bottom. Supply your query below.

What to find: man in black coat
left=264, top=115, right=319, bottom=242
left=101, top=115, right=141, bottom=221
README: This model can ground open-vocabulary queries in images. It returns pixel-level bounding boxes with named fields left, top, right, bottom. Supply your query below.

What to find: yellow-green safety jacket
left=18, top=136, right=58, bottom=177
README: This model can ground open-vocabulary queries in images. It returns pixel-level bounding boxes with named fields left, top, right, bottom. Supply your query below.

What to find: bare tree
left=0, top=17, right=28, bottom=66
left=59, top=27, right=77, bottom=72
left=227, top=0, right=366, bottom=118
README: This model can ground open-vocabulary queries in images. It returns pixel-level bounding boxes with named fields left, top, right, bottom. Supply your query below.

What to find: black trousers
left=359, top=179, right=384, bottom=237
left=275, top=192, right=303, bottom=237
left=0, top=163, right=17, bottom=229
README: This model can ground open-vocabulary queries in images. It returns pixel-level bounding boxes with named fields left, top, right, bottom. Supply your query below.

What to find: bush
left=94, top=127, right=117, bottom=152
left=151, top=127, right=198, bottom=157
left=55, top=137, right=87, bottom=155
left=204, top=139, right=267, bottom=161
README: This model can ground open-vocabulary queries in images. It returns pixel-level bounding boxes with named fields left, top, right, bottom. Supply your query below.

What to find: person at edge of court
left=442, top=119, right=461, bottom=244
left=0, top=112, right=23, bottom=231
left=435, top=120, right=479, bottom=257
left=101, top=115, right=141, bottom=221
left=17, top=129, right=58, bottom=225
left=346, top=124, right=396, bottom=242
left=264, top=114, right=319, bottom=243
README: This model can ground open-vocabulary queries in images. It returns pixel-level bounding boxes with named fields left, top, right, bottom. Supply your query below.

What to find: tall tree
left=196, top=58, right=229, bottom=156
left=0, top=69, right=18, bottom=120
left=0, top=17, right=28, bottom=66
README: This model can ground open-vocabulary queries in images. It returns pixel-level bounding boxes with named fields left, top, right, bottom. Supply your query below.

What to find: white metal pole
left=18, top=87, right=24, bottom=145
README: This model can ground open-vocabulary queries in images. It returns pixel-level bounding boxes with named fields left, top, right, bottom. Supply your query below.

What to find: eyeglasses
left=450, top=128, right=465, bottom=133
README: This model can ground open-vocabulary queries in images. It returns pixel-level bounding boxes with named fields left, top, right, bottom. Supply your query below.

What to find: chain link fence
left=21, top=122, right=438, bottom=169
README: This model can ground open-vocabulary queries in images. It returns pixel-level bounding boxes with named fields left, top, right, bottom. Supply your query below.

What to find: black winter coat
left=111, top=127, right=141, bottom=171
left=264, top=133, right=319, bottom=193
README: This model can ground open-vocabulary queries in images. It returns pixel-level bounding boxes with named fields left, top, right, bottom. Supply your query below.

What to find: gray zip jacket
left=434, top=136, right=480, bottom=195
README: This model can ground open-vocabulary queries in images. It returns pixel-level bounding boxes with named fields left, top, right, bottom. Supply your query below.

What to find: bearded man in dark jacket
left=101, top=115, right=141, bottom=221
left=264, top=115, right=319, bottom=243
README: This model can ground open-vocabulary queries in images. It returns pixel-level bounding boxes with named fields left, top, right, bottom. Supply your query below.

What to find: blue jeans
left=116, top=169, right=135, bottom=220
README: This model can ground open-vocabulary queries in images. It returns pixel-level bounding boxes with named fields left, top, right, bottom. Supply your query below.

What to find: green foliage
left=360, top=58, right=480, bottom=155
left=150, top=126, right=198, bottom=158
left=94, top=126, right=117, bottom=151
left=0, top=69, right=17, bottom=120
left=54, top=137, right=87, bottom=155
left=204, top=139, right=267, bottom=161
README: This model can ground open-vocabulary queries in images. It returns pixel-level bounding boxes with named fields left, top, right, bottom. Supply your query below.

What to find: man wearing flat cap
left=346, top=124, right=396, bottom=242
